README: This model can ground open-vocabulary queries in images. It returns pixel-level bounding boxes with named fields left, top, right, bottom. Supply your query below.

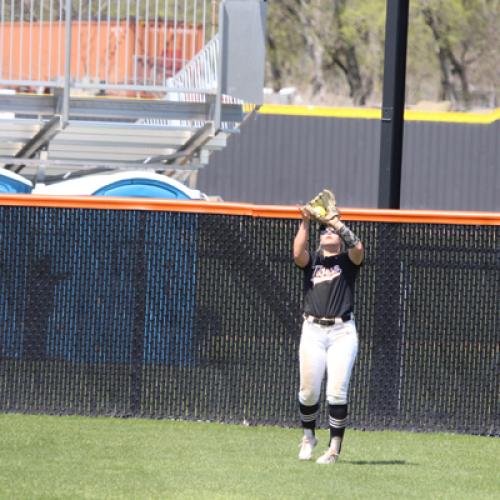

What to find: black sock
left=299, top=401, right=320, bottom=435
left=328, top=403, right=348, bottom=448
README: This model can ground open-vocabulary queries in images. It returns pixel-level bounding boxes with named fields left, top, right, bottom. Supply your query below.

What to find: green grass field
left=0, top=413, right=498, bottom=500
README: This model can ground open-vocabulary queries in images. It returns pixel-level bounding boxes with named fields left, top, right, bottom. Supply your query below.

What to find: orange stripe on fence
left=0, top=194, right=499, bottom=225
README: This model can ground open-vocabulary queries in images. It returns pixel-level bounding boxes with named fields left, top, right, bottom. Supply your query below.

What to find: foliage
left=267, top=0, right=386, bottom=105
left=266, top=0, right=499, bottom=109
left=416, top=0, right=499, bottom=108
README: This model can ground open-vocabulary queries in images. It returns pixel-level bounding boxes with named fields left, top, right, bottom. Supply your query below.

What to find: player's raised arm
left=328, top=218, right=364, bottom=266
left=293, top=209, right=311, bottom=268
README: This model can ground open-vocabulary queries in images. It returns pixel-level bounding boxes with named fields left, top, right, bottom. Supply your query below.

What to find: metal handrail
left=166, top=34, right=219, bottom=93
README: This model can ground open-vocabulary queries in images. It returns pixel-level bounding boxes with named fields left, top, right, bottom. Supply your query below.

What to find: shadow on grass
left=344, top=460, right=414, bottom=466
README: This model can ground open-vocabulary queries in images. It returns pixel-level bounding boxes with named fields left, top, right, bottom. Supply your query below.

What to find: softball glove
left=302, top=189, right=339, bottom=224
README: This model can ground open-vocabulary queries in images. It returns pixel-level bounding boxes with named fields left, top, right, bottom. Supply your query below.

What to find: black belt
left=303, top=312, right=353, bottom=326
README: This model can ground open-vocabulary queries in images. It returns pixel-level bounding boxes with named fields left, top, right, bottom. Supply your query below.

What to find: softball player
left=293, top=210, right=364, bottom=464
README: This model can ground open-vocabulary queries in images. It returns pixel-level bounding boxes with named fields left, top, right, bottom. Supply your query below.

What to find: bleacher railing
left=0, top=0, right=218, bottom=95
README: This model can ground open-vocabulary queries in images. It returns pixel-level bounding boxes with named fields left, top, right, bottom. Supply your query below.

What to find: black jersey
left=302, top=251, right=361, bottom=318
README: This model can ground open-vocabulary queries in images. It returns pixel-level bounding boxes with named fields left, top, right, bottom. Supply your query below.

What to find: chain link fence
left=0, top=205, right=498, bottom=435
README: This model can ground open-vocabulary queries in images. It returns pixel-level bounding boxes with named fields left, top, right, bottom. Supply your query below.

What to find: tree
left=266, top=0, right=385, bottom=105
left=265, top=0, right=498, bottom=108
left=266, top=1, right=307, bottom=92
left=417, top=0, right=499, bottom=108
left=324, top=0, right=385, bottom=104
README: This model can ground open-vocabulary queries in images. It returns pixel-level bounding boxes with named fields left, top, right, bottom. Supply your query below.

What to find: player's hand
left=299, top=205, right=311, bottom=221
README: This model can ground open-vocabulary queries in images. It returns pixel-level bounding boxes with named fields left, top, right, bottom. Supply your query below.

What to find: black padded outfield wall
left=0, top=205, right=498, bottom=435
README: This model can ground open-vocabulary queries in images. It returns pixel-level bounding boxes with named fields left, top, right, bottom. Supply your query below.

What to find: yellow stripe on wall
left=257, top=104, right=381, bottom=119
left=403, top=109, right=500, bottom=124
left=255, top=104, right=500, bottom=124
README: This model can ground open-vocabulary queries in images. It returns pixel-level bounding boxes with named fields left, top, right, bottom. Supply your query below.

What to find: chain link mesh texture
left=0, top=207, right=497, bottom=435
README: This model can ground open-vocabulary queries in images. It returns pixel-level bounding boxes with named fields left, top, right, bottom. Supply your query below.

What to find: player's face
left=320, top=227, right=341, bottom=246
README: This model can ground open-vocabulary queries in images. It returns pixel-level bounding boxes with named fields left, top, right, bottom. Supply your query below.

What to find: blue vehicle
left=0, top=168, right=33, bottom=193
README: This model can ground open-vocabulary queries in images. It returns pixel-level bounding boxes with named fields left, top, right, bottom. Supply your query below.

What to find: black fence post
left=130, top=215, right=147, bottom=415
left=378, top=0, right=410, bottom=209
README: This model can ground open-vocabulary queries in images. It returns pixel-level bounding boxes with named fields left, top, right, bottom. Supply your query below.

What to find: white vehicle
left=32, top=170, right=207, bottom=200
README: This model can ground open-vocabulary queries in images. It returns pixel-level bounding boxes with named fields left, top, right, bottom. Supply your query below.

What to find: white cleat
left=315, top=447, right=339, bottom=465
left=298, top=435, right=317, bottom=460
left=316, top=436, right=341, bottom=464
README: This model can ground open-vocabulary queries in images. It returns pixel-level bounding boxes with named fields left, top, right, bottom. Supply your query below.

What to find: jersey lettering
left=311, top=264, right=342, bottom=286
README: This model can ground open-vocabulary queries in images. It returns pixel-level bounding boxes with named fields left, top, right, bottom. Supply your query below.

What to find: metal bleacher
left=0, top=0, right=267, bottom=189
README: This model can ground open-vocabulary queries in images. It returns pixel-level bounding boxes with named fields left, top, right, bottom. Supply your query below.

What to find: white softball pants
left=298, top=318, right=359, bottom=406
